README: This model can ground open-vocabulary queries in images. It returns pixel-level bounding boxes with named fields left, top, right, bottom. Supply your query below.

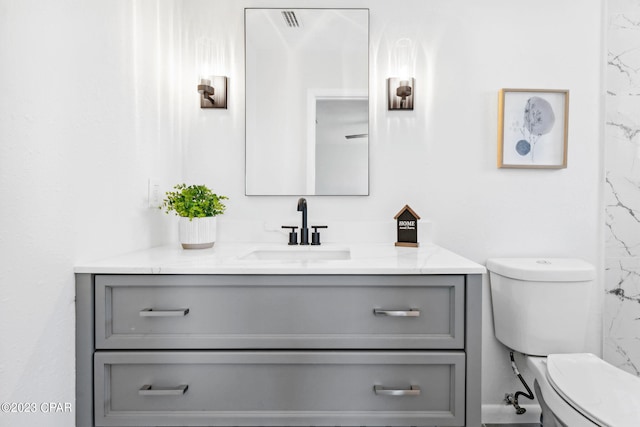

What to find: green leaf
left=162, top=183, right=228, bottom=219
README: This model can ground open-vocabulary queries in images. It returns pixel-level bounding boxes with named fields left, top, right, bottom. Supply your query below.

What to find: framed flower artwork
left=498, top=89, right=569, bottom=168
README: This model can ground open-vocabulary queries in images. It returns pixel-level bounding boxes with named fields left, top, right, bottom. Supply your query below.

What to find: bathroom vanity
left=75, top=243, right=484, bottom=427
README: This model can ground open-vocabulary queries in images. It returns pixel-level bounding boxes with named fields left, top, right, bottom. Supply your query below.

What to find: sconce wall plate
left=198, top=76, right=228, bottom=109
left=388, top=77, right=415, bottom=110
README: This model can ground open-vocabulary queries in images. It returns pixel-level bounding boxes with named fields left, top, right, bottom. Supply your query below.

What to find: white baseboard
left=482, top=403, right=541, bottom=424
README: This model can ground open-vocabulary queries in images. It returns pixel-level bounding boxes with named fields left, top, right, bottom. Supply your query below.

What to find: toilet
left=487, top=258, right=640, bottom=427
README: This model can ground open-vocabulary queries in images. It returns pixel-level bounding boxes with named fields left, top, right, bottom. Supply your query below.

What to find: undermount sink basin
left=240, top=247, right=351, bottom=261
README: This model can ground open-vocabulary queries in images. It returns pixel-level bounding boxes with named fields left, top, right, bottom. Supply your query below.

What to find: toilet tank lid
left=486, top=258, right=595, bottom=282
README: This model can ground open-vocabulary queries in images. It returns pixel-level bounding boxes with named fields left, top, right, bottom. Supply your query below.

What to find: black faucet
left=297, top=197, right=309, bottom=245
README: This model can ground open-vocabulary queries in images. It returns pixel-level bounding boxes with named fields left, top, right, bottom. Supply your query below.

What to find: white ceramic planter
left=178, top=216, right=217, bottom=249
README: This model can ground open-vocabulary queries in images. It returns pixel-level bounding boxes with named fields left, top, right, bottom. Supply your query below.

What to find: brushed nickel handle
left=139, top=384, right=188, bottom=396
left=139, top=308, right=190, bottom=317
left=373, top=308, right=420, bottom=317
left=374, top=385, right=421, bottom=396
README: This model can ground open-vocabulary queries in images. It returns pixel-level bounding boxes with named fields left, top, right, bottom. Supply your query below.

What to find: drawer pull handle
left=139, top=384, right=188, bottom=396
left=373, top=308, right=420, bottom=317
left=374, top=385, right=421, bottom=396
left=139, top=308, right=190, bottom=317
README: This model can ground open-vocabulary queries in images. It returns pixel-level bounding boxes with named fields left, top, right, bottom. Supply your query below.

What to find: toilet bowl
left=487, top=258, right=640, bottom=427
left=528, top=354, right=640, bottom=426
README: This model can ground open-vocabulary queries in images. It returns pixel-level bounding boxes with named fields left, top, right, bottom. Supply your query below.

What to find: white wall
left=0, top=1, right=180, bottom=426
left=0, top=0, right=604, bottom=426
left=181, top=0, right=604, bottom=423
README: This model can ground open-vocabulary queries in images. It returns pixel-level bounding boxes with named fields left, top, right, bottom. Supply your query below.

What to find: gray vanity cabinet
left=76, top=273, right=482, bottom=427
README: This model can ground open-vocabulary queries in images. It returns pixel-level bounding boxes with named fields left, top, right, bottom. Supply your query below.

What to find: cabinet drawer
left=95, top=275, right=464, bottom=349
left=94, top=351, right=465, bottom=426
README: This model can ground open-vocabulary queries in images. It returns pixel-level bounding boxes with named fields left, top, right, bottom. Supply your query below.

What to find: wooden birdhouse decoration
left=394, top=205, right=420, bottom=247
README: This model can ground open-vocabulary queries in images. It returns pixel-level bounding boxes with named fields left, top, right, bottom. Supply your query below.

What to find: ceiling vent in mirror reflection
left=282, top=11, right=300, bottom=28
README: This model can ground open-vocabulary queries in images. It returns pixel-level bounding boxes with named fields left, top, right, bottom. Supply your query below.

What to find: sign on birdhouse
left=394, top=205, right=420, bottom=247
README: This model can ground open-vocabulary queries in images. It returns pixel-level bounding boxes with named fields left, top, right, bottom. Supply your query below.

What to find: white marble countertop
left=74, top=242, right=486, bottom=275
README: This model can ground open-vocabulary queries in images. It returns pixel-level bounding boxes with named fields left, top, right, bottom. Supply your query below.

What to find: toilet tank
left=486, top=258, right=595, bottom=356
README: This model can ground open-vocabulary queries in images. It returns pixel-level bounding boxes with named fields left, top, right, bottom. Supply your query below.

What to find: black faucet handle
left=310, top=225, right=328, bottom=245
left=281, top=226, right=299, bottom=245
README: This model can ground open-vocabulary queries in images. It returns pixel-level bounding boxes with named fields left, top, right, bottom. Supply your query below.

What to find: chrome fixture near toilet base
left=504, top=351, right=534, bottom=415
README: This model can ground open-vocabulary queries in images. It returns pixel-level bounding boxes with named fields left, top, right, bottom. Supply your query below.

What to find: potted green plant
left=162, top=183, right=228, bottom=249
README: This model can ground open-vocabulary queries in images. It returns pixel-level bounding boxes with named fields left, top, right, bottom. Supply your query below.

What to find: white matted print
left=498, top=89, right=569, bottom=168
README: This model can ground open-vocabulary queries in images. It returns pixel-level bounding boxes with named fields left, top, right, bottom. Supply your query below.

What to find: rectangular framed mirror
left=245, top=8, right=369, bottom=196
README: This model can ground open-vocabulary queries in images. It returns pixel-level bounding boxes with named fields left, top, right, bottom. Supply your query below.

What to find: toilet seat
left=546, top=353, right=640, bottom=427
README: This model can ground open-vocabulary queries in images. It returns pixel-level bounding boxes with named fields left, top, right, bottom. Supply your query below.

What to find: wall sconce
left=197, top=76, right=228, bottom=109
left=388, top=77, right=415, bottom=110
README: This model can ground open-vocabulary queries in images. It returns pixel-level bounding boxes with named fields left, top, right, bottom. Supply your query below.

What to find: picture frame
left=497, top=89, right=569, bottom=169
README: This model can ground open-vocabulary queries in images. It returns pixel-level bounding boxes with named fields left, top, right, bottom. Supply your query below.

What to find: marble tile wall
left=605, top=0, right=640, bottom=376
